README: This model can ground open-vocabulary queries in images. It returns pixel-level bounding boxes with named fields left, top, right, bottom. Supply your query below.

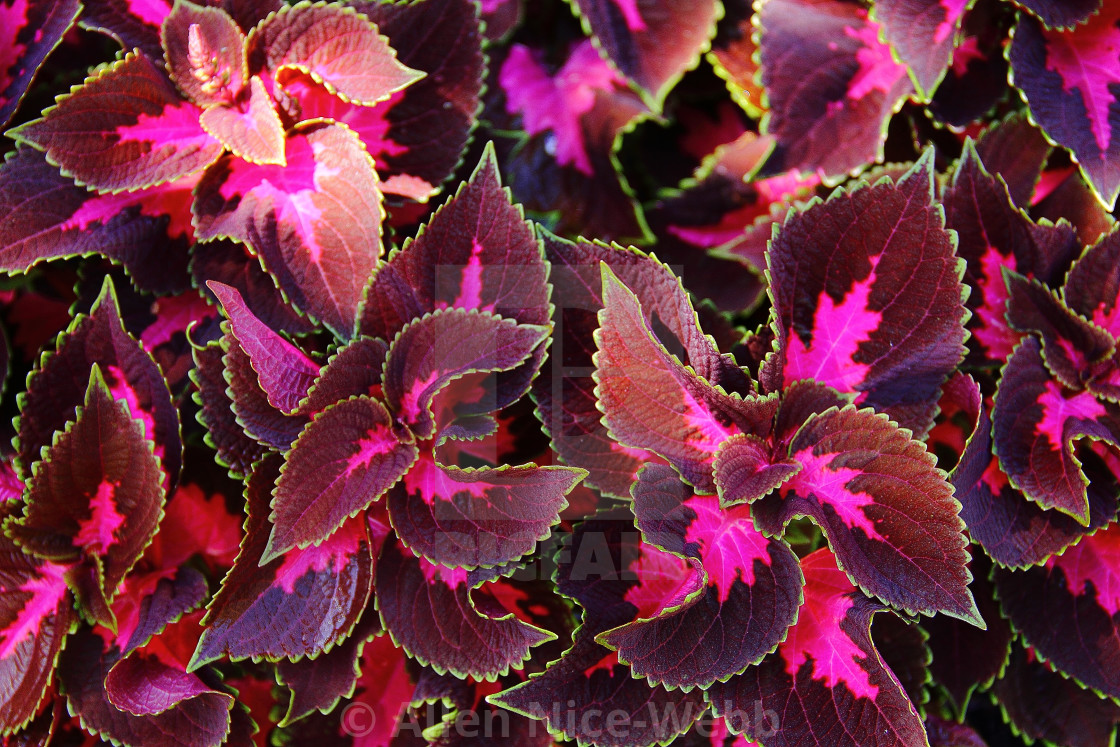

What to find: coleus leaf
left=757, top=0, right=913, bottom=178
left=246, top=1, right=423, bottom=107
left=296, top=335, right=387, bottom=415
left=198, top=76, right=286, bottom=166
left=943, top=141, right=1080, bottom=363
left=113, top=566, right=209, bottom=658
left=61, top=629, right=233, bottom=747
left=382, top=308, right=548, bottom=440
left=375, top=534, right=554, bottom=680
left=1008, top=7, right=1120, bottom=209
left=80, top=0, right=172, bottom=59
left=992, top=336, right=1120, bottom=523
left=208, top=281, right=319, bottom=414
left=161, top=0, right=248, bottom=108
left=992, top=522, right=1120, bottom=699
left=924, top=715, right=989, bottom=747
left=597, top=464, right=802, bottom=690
left=491, top=508, right=707, bottom=746
left=1012, top=0, right=1104, bottom=30
left=0, top=526, right=74, bottom=735
left=0, top=147, right=197, bottom=294
left=193, top=120, right=384, bottom=338
left=8, top=367, right=165, bottom=625
left=568, top=0, right=721, bottom=108
left=706, top=548, right=928, bottom=747
left=0, top=0, right=81, bottom=128
left=767, top=152, right=966, bottom=435
left=387, top=452, right=581, bottom=569
left=263, top=395, right=417, bottom=563
left=8, top=51, right=222, bottom=192
left=189, top=337, right=267, bottom=477
left=872, top=0, right=972, bottom=99
left=221, top=327, right=308, bottom=451
left=17, top=276, right=181, bottom=489
left=754, top=391, right=982, bottom=625
left=975, top=110, right=1053, bottom=208
left=594, top=265, right=775, bottom=493
left=990, top=642, right=1120, bottom=747
left=191, top=453, right=374, bottom=668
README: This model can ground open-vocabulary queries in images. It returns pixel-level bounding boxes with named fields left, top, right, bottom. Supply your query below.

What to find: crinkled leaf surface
left=198, top=76, right=286, bottom=166
left=873, top=0, right=971, bottom=98
left=221, top=329, right=308, bottom=451
left=9, top=52, right=222, bottom=192
left=0, top=0, right=81, bottom=128
left=191, top=453, right=374, bottom=668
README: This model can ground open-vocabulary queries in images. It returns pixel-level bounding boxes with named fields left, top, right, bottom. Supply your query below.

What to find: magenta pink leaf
left=0, top=147, right=197, bottom=294
left=992, top=336, right=1120, bottom=523
left=755, top=404, right=981, bottom=624
left=569, top=0, right=721, bottom=107
left=193, top=120, right=384, bottom=338
left=993, top=523, right=1120, bottom=699
left=246, top=1, right=423, bottom=107
left=595, top=265, right=777, bottom=493
left=17, top=277, right=181, bottom=489
left=599, top=464, right=803, bottom=689
left=1009, top=9, right=1120, bottom=209
left=0, top=0, right=81, bottom=128
left=387, top=452, right=582, bottom=568
left=208, top=281, right=319, bottom=414
left=757, top=0, right=913, bottom=177
left=707, top=549, right=928, bottom=747
left=873, top=0, right=971, bottom=98
left=161, top=0, right=247, bottom=107
left=263, top=395, right=417, bottom=563
left=768, top=152, right=966, bottom=435
left=191, top=454, right=374, bottom=668
left=9, top=52, right=222, bottom=192
left=713, top=433, right=800, bottom=508
left=0, top=529, right=74, bottom=735
left=374, top=535, right=554, bottom=679
left=198, top=76, right=286, bottom=165
left=8, top=367, right=164, bottom=622
left=382, top=308, right=547, bottom=440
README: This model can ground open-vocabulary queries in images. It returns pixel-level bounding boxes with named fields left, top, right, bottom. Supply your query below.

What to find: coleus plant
left=2, top=0, right=1120, bottom=745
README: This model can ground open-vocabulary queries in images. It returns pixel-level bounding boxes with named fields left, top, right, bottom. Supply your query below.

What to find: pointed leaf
left=600, top=464, right=803, bottom=689
left=198, top=77, right=286, bottom=165
left=758, top=0, right=913, bottom=178
left=209, top=281, right=319, bottom=414
left=161, top=0, right=247, bottom=107
left=992, top=336, right=1120, bottom=522
left=0, top=0, right=81, bottom=128
left=707, top=549, right=928, bottom=747
left=9, top=369, right=164, bottom=616
left=190, top=338, right=267, bottom=477
left=975, top=111, right=1053, bottom=208
left=569, top=0, right=721, bottom=108
left=714, top=433, right=800, bottom=508
left=16, top=278, right=182, bottom=491
left=387, top=452, right=581, bottom=568
left=1012, top=0, right=1104, bottom=30
left=873, top=0, right=972, bottom=98
left=264, top=395, right=416, bottom=562
left=768, top=154, right=966, bottom=435
left=116, top=566, right=209, bottom=658
left=106, top=652, right=222, bottom=716
left=375, top=535, right=553, bottom=680
left=297, top=335, right=387, bottom=415
left=246, top=1, right=423, bottom=107
left=193, top=121, right=384, bottom=338
left=1009, top=8, right=1120, bottom=209
left=61, top=629, right=233, bottom=747
left=1064, top=227, right=1120, bottom=341
left=221, top=329, right=308, bottom=450
left=992, top=523, right=1120, bottom=699
left=0, top=147, right=196, bottom=294
left=755, top=405, right=980, bottom=624
left=9, top=52, right=222, bottom=192
left=382, top=308, right=546, bottom=441
left=192, top=454, right=374, bottom=667
left=0, top=533, right=73, bottom=735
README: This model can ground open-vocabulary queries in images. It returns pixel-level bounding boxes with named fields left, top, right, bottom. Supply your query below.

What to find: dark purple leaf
left=975, top=111, right=1052, bottom=208
left=119, top=566, right=209, bottom=657
left=1063, top=227, right=1120, bottom=342
left=1012, top=0, right=1104, bottom=29
left=375, top=535, right=553, bottom=679
left=79, top=0, right=170, bottom=59
left=873, top=0, right=971, bottom=98
left=298, top=335, right=387, bottom=415
left=221, top=329, right=308, bottom=451
left=0, top=0, right=81, bottom=128
left=189, top=338, right=268, bottom=478
left=713, top=433, right=799, bottom=508
left=105, top=653, right=223, bottom=716
left=263, top=395, right=416, bottom=563
left=992, top=523, right=1120, bottom=699
left=9, top=52, right=222, bottom=192
left=1009, top=8, right=1120, bottom=209
left=707, top=549, right=928, bottom=747
left=924, top=715, right=989, bottom=747
left=191, top=454, right=374, bottom=668
left=768, top=153, right=966, bottom=435
left=193, top=121, right=384, bottom=338
left=758, top=0, right=913, bottom=177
